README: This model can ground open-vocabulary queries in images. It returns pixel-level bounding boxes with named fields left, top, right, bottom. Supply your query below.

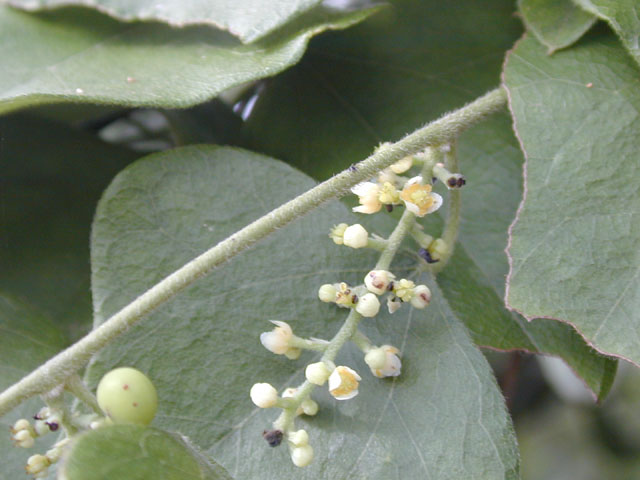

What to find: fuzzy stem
left=288, top=336, right=329, bottom=352
left=431, top=143, right=462, bottom=274
left=65, top=375, right=102, bottom=416
left=0, top=87, right=506, bottom=418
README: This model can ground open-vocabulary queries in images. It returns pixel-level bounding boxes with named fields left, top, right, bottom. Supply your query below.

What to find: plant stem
left=431, top=143, right=461, bottom=274
left=0, top=87, right=506, bottom=418
left=375, top=210, right=416, bottom=271
left=65, top=375, right=102, bottom=416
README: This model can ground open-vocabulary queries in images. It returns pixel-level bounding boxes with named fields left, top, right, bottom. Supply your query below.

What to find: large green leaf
left=518, top=0, right=596, bottom=53
left=59, top=425, right=232, bottom=480
left=0, top=4, right=380, bottom=115
left=503, top=32, right=640, bottom=365
left=6, top=0, right=322, bottom=44
left=573, top=0, right=640, bottom=66
left=87, top=146, right=518, bottom=479
left=440, top=115, right=617, bottom=401
left=0, top=294, right=67, bottom=480
left=240, top=0, right=616, bottom=397
left=0, top=114, right=137, bottom=341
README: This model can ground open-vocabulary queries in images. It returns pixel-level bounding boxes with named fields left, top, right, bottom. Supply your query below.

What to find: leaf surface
left=503, top=32, right=640, bottom=365
left=0, top=4, right=380, bottom=115
left=59, top=425, right=233, bottom=480
left=518, top=0, right=596, bottom=53
left=5, top=0, right=322, bottom=43
left=573, top=0, right=640, bottom=66
left=88, top=146, right=519, bottom=479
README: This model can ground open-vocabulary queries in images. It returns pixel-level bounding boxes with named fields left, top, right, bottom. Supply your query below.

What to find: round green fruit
left=96, top=367, right=158, bottom=425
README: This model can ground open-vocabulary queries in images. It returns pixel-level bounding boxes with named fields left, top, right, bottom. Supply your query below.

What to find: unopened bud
left=343, top=224, right=368, bottom=249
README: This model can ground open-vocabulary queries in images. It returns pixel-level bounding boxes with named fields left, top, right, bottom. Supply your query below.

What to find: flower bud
left=25, top=454, right=50, bottom=476
left=288, top=429, right=309, bottom=447
left=364, top=270, right=395, bottom=295
left=328, top=366, right=361, bottom=400
left=260, top=321, right=293, bottom=355
left=34, top=420, right=50, bottom=437
left=284, top=347, right=301, bottom=360
left=291, top=444, right=314, bottom=467
left=318, top=284, right=337, bottom=303
left=301, top=398, right=319, bottom=416
left=11, top=419, right=31, bottom=433
left=389, top=155, right=413, bottom=174
left=250, top=383, right=279, bottom=408
left=342, top=224, right=368, bottom=249
left=13, top=429, right=35, bottom=448
left=410, top=285, right=431, bottom=309
left=305, top=362, right=333, bottom=386
left=366, top=345, right=401, bottom=378
left=356, top=293, right=380, bottom=318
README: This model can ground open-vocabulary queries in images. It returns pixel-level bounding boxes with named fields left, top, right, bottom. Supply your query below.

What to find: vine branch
left=0, top=86, right=507, bottom=418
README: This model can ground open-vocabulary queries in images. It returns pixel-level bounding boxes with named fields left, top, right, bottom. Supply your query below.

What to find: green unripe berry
left=96, top=367, right=157, bottom=425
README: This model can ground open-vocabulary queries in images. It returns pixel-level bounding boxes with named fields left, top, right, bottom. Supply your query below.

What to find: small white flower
left=387, top=295, right=402, bottom=314
left=351, top=182, right=382, bottom=214
left=365, top=345, right=402, bottom=378
left=400, top=176, right=443, bottom=217
left=318, top=284, right=337, bottom=303
left=11, top=418, right=30, bottom=432
left=33, top=420, right=49, bottom=437
left=25, top=454, right=50, bottom=476
left=328, top=366, right=362, bottom=400
left=291, top=444, right=314, bottom=467
left=343, top=224, right=369, bottom=248
left=260, top=321, right=293, bottom=355
left=305, top=362, right=333, bottom=386
left=301, top=398, right=319, bottom=416
left=364, top=270, right=395, bottom=295
left=288, top=429, right=309, bottom=447
left=410, top=285, right=431, bottom=309
left=250, top=383, right=279, bottom=408
left=356, top=293, right=381, bottom=317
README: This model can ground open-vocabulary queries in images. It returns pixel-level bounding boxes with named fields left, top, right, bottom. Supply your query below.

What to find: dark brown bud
left=263, top=429, right=284, bottom=447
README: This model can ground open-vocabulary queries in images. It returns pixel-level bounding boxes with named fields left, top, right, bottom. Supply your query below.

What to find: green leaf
left=0, top=4, right=381, bottom=115
left=240, top=0, right=616, bottom=397
left=503, top=32, right=640, bottom=366
left=572, top=0, right=640, bottom=66
left=0, top=114, right=137, bottom=340
left=0, top=294, right=67, bottom=480
left=518, top=0, right=596, bottom=53
left=439, top=115, right=617, bottom=401
left=59, top=425, right=233, bottom=480
left=6, top=0, right=322, bottom=44
left=88, top=146, right=519, bottom=479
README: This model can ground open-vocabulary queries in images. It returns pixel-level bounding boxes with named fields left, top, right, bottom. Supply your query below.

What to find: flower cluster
left=250, top=149, right=457, bottom=467
left=10, top=409, right=69, bottom=478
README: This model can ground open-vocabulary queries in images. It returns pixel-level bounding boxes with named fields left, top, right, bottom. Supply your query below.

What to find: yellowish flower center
left=378, top=182, right=400, bottom=204
left=330, top=367, right=359, bottom=397
left=394, top=279, right=415, bottom=302
left=401, top=184, right=434, bottom=215
left=335, top=282, right=357, bottom=307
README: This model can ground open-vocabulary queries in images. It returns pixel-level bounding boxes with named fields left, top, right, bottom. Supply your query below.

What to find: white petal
left=404, top=200, right=421, bottom=215
left=424, top=193, right=443, bottom=214
left=328, top=369, right=342, bottom=391
left=260, top=331, right=288, bottom=354
left=405, top=175, right=423, bottom=186
left=333, top=389, right=359, bottom=400
left=352, top=204, right=379, bottom=214
left=269, top=320, right=292, bottom=337
left=351, top=181, right=377, bottom=196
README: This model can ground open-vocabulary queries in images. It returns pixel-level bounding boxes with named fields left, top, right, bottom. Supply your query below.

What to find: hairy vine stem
left=0, top=86, right=506, bottom=418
